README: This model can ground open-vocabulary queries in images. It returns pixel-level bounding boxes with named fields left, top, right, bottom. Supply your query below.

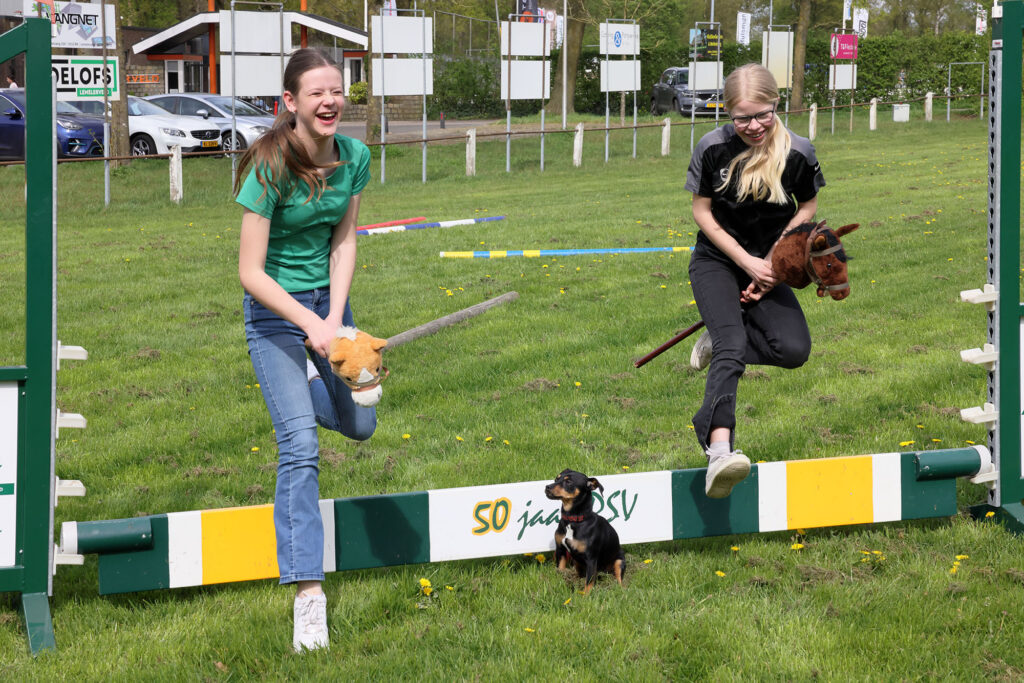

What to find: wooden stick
left=633, top=320, right=705, bottom=368
left=386, top=292, right=519, bottom=349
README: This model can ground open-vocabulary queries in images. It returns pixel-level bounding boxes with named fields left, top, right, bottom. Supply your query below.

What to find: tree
left=789, top=0, right=811, bottom=108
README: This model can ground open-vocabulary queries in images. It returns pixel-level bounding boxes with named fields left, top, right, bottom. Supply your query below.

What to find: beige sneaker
left=705, top=451, right=751, bottom=499
left=690, top=330, right=713, bottom=370
left=293, top=593, right=329, bottom=653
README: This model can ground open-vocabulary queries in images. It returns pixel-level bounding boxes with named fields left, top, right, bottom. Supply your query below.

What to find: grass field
left=3, top=110, right=1023, bottom=679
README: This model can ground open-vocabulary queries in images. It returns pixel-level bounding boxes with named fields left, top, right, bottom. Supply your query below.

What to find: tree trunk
left=107, top=0, right=129, bottom=168
left=789, top=0, right=811, bottom=111
left=544, top=14, right=584, bottom=118
left=365, top=53, right=381, bottom=144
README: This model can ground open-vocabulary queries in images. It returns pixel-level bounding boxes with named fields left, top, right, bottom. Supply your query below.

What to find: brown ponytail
left=232, top=48, right=346, bottom=203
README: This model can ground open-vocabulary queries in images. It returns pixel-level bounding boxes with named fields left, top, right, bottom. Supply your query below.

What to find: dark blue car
left=0, top=89, right=105, bottom=161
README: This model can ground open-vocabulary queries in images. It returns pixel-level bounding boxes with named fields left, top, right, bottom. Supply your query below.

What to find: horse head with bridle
left=771, top=220, right=859, bottom=300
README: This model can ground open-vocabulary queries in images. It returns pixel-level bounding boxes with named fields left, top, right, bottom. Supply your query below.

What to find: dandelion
left=251, top=447, right=259, bottom=452
left=791, top=543, right=804, bottom=550
left=622, top=465, right=630, bottom=471
left=402, top=433, right=411, bottom=440
left=446, top=586, right=454, bottom=591
left=574, top=381, right=581, bottom=387
left=932, top=438, right=942, bottom=443
left=563, top=598, right=572, bottom=605
left=730, top=546, right=739, bottom=552
left=536, top=554, right=546, bottom=564
left=916, top=424, right=924, bottom=429
left=899, top=440, right=916, bottom=447
left=485, top=436, right=493, bottom=442
left=503, top=439, right=510, bottom=445
left=986, top=511, right=996, bottom=518
left=419, top=577, right=433, bottom=595
left=446, top=290, right=453, bottom=296
left=955, top=554, right=969, bottom=560
left=456, top=436, right=464, bottom=442
left=524, top=628, right=535, bottom=633
left=949, top=566, right=958, bottom=575
left=644, top=559, right=653, bottom=564
left=715, top=570, right=726, bottom=577
left=796, top=529, right=806, bottom=536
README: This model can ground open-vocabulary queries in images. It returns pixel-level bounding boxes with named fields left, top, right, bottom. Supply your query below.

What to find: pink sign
left=830, top=33, right=858, bottom=60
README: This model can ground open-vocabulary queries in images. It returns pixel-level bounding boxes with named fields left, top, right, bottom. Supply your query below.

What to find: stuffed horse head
left=327, top=327, right=388, bottom=407
left=771, top=220, right=859, bottom=300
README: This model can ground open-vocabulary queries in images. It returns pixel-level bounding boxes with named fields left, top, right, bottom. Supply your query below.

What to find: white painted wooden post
left=661, top=117, right=671, bottom=156
left=869, top=98, right=878, bottom=131
left=924, top=92, right=933, bottom=122
left=465, top=129, right=476, bottom=177
left=169, top=146, right=182, bottom=204
left=808, top=103, right=817, bottom=141
left=573, top=122, right=584, bottom=168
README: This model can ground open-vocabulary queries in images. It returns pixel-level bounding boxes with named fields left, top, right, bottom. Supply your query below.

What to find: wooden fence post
left=925, top=92, right=933, bottom=122
left=466, top=129, right=476, bottom=177
left=809, top=103, right=817, bottom=141
left=169, top=146, right=182, bottom=203
left=573, top=122, right=584, bottom=168
left=661, top=117, right=671, bottom=156
left=869, top=98, right=878, bottom=131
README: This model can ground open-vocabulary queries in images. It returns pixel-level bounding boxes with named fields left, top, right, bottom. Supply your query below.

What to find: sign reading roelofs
left=23, top=1, right=116, bottom=49
left=51, top=56, right=120, bottom=102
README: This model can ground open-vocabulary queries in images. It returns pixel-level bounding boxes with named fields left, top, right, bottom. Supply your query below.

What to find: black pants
left=688, top=250, right=812, bottom=451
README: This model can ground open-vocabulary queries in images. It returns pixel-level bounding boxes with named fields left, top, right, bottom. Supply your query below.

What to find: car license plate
left=711, top=103, right=724, bottom=108
left=202, top=140, right=218, bottom=148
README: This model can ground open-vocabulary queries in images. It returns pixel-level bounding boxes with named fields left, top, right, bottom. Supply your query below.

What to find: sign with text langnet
left=52, top=56, right=120, bottom=101
left=830, top=33, right=858, bottom=60
left=23, top=1, right=115, bottom=49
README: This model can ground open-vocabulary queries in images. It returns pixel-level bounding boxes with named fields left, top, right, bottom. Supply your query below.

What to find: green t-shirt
left=236, top=135, right=371, bottom=292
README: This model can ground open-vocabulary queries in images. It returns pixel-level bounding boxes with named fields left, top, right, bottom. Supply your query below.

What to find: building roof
left=132, top=11, right=367, bottom=56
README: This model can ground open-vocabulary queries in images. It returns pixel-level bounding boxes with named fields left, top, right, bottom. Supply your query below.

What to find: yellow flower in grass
left=563, top=597, right=572, bottom=605
left=986, top=511, right=996, bottom=518
left=899, top=440, right=916, bottom=447
left=574, top=381, right=582, bottom=387
left=791, top=543, right=805, bottom=551
left=455, top=435, right=464, bottom=442
left=419, top=577, right=433, bottom=595
left=524, top=627, right=535, bottom=633
left=644, top=559, right=653, bottom=564
left=730, top=546, right=740, bottom=552
left=402, top=433, right=411, bottom=440
left=536, top=554, right=546, bottom=564
left=251, top=447, right=259, bottom=453
left=955, top=554, right=969, bottom=560
left=715, top=570, right=726, bottom=577
left=485, top=436, right=493, bottom=442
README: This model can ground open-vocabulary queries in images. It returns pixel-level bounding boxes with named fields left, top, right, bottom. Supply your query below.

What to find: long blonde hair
left=232, top=48, right=346, bottom=203
left=717, top=64, right=791, bottom=204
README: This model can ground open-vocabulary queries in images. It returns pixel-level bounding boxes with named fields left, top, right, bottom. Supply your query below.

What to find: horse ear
left=836, top=223, right=859, bottom=237
left=813, top=234, right=828, bottom=250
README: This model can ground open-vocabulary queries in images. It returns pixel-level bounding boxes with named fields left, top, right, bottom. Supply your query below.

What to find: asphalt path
left=338, top=118, right=500, bottom=142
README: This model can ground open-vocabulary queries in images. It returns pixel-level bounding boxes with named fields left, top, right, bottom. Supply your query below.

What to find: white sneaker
left=705, top=451, right=751, bottom=499
left=293, top=593, right=329, bottom=653
left=690, top=331, right=713, bottom=370
left=306, top=358, right=321, bottom=384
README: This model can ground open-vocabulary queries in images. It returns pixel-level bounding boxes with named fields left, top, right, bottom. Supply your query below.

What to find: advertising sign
left=853, top=7, right=869, bottom=37
left=51, top=55, right=120, bottom=101
left=599, top=23, right=639, bottom=56
left=830, top=33, right=858, bottom=59
left=736, top=12, right=751, bottom=46
left=24, top=1, right=115, bottom=49
left=689, top=28, right=722, bottom=59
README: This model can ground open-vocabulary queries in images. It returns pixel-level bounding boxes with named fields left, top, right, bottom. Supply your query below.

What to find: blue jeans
left=689, top=249, right=811, bottom=452
left=244, top=287, right=377, bottom=584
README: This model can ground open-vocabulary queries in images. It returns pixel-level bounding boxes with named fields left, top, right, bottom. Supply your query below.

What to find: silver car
left=145, top=93, right=275, bottom=151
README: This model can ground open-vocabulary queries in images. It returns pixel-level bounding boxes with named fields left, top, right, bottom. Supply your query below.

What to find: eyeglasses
left=730, top=105, right=776, bottom=128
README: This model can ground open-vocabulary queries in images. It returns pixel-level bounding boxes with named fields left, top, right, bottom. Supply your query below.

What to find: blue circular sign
left=613, top=30, right=622, bottom=48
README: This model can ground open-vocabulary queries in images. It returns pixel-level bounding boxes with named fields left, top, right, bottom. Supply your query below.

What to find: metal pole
left=562, top=0, right=567, bottom=130
left=947, top=63, right=952, bottom=122
left=101, top=0, right=109, bottom=206
left=380, top=11, right=387, bottom=184
left=422, top=10, right=427, bottom=183
left=231, top=2, right=237, bottom=190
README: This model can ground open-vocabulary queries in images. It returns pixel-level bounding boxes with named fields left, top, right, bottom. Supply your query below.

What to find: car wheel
left=131, top=134, right=155, bottom=157
left=224, top=132, right=246, bottom=151
left=649, top=98, right=659, bottom=116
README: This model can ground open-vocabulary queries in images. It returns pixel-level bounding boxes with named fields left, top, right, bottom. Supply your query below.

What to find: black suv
left=649, top=67, right=724, bottom=116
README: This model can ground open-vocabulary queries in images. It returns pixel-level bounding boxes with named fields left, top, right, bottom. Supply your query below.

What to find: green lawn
left=3, top=111, right=1023, bottom=679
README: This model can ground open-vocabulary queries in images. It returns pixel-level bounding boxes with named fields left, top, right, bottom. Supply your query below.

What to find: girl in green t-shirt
left=234, top=48, right=373, bottom=654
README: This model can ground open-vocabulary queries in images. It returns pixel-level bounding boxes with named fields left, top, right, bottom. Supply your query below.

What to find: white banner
left=843, top=0, right=852, bottom=21
left=500, top=59, right=550, bottom=100
left=976, top=4, right=988, bottom=35
left=853, top=8, right=869, bottom=38
left=427, top=471, right=674, bottom=563
left=52, top=55, right=120, bottom=101
left=599, top=23, right=639, bottom=56
left=500, top=21, right=551, bottom=57
left=371, top=58, right=433, bottom=97
left=761, top=31, right=794, bottom=89
left=829, top=63, right=857, bottom=90
left=371, top=15, right=433, bottom=55
left=736, top=12, right=751, bottom=46
left=600, top=59, right=641, bottom=92
left=0, top=384, right=17, bottom=568
left=24, top=0, right=115, bottom=49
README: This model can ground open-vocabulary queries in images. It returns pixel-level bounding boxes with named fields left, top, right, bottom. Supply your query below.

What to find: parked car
left=0, top=89, right=105, bottom=160
left=649, top=67, right=724, bottom=116
left=144, top=92, right=274, bottom=151
left=125, top=96, right=221, bottom=156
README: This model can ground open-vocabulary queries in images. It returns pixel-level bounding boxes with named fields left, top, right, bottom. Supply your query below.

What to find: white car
left=126, top=96, right=222, bottom=156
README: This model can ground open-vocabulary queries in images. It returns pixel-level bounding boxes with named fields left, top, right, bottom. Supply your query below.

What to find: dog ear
left=835, top=223, right=859, bottom=237
left=588, top=477, right=604, bottom=493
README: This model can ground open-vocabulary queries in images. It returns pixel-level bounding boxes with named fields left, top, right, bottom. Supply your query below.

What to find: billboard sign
left=830, top=33, right=859, bottom=60
left=24, top=1, right=115, bottom=49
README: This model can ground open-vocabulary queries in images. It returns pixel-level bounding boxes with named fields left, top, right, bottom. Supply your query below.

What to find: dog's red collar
left=561, top=513, right=590, bottom=523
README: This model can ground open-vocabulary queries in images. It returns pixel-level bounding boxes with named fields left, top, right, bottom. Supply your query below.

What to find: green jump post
left=969, top=0, right=1024, bottom=531
left=0, top=18, right=57, bottom=655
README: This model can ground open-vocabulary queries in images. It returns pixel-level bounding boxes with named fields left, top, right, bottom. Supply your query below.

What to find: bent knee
left=776, top=340, right=811, bottom=369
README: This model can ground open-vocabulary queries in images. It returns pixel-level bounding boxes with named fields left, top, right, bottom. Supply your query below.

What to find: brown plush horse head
left=771, top=220, right=859, bottom=300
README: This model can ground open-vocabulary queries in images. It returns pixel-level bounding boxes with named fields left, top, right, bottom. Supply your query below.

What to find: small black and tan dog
left=544, top=469, right=625, bottom=594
